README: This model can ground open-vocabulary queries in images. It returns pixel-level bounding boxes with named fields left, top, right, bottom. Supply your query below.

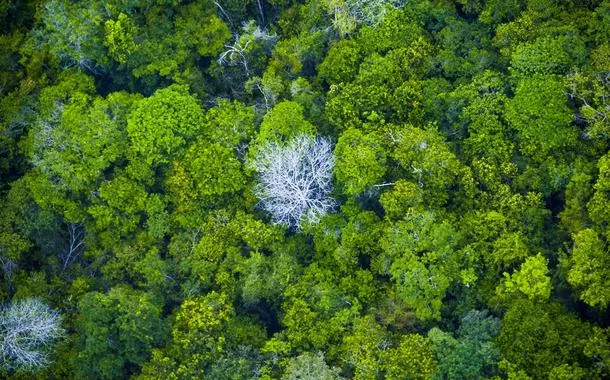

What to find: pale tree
left=282, top=351, right=344, bottom=380
left=323, top=0, right=405, bottom=35
left=0, top=298, right=64, bottom=371
left=218, top=20, right=277, bottom=77
left=253, top=134, right=336, bottom=229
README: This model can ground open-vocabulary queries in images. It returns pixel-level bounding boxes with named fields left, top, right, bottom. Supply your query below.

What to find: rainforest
left=1, top=0, right=610, bottom=378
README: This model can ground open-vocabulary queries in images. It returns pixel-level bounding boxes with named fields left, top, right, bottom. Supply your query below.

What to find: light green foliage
left=318, top=39, right=363, bottom=85
left=257, top=101, right=316, bottom=144
left=568, top=229, right=610, bottom=309
left=139, top=291, right=265, bottom=379
left=325, top=83, right=393, bottom=130
left=183, top=139, right=246, bottom=198
left=334, top=128, right=386, bottom=195
left=379, top=180, right=424, bottom=220
left=127, top=85, right=204, bottom=164
left=379, top=211, right=461, bottom=321
left=32, top=88, right=138, bottom=194
left=339, top=315, right=388, bottom=379
left=87, top=175, right=148, bottom=238
left=104, top=13, right=137, bottom=64
left=511, top=35, right=586, bottom=75
left=390, top=124, right=465, bottom=207
left=203, top=99, right=255, bottom=148
left=588, top=151, right=610, bottom=228
left=76, top=287, right=166, bottom=379
left=282, top=352, right=343, bottom=380
left=501, top=253, right=552, bottom=301
left=559, top=163, right=594, bottom=235
left=382, top=333, right=437, bottom=379
left=505, top=75, right=577, bottom=159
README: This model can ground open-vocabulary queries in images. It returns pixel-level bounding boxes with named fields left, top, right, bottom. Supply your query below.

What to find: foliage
left=1, top=0, right=609, bottom=378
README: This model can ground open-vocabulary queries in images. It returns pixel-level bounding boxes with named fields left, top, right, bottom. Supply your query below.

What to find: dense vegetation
left=1, top=0, right=610, bottom=378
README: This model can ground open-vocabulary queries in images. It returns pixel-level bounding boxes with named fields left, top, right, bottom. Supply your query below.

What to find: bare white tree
left=0, top=298, right=64, bottom=371
left=218, top=21, right=277, bottom=77
left=323, top=0, right=405, bottom=35
left=59, top=223, right=85, bottom=270
left=253, top=134, right=336, bottom=229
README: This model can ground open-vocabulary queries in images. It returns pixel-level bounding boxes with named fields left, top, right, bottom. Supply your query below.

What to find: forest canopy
left=1, top=0, right=610, bottom=379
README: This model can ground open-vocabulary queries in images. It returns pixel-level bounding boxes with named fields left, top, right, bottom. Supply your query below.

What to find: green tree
left=568, top=229, right=610, bottom=309
left=127, top=84, right=204, bottom=162
left=76, top=287, right=166, bottom=379
left=496, top=299, right=591, bottom=379
left=334, top=128, right=387, bottom=195
left=429, top=310, right=501, bottom=379
left=382, top=333, right=437, bottom=380
left=500, top=253, right=552, bottom=301
left=505, top=75, right=577, bottom=160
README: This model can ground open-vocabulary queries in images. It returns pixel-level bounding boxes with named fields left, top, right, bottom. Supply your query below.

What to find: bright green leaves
left=318, top=39, right=363, bottom=85
left=510, top=35, right=587, bottom=75
left=87, top=175, right=149, bottom=246
left=138, top=291, right=265, bottom=379
left=383, top=333, right=437, bottom=380
left=500, top=253, right=552, bottom=301
left=127, top=85, right=204, bottom=165
left=202, top=99, right=255, bottom=148
left=338, top=315, right=387, bottom=379
left=390, top=124, right=467, bottom=207
left=568, top=229, right=610, bottom=309
left=76, top=287, right=166, bottom=379
left=334, top=128, right=386, bottom=195
left=506, top=75, right=577, bottom=159
left=587, top=151, right=610, bottom=228
left=257, top=101, right=316, bottom=144
left=379, top=211, right=461, bottom=321
left=282, top=352, right=343, bottom=380
left=379, top=180, right=425, bottom=220
left=104, top=13, right=137, bottom=64
left=183, top=140, right=246, bottom=198
left=171, top=292, right=232, bottom=357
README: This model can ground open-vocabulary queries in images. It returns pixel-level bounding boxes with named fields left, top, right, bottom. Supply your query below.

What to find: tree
left=126, top=84, right=204, bottom=165
left=322, top=0, right=406, bottom=35
left=334, top=128, right=387, bottom=195
left=379, top=211, right=462, bottom=321
left=505, top=75, right=577, bottom=160
left=568, top=228, right=610, bottom=309
left=496, top=299, right=591, bottom=379
left=138, top=291, right=266, bottom=379
left=382, top=333, right=437, bottom=380
left=76, top=287, right=166, bottom=379
left=104, top=13, right=137, bottom=65
left=429, top=310, right=501, bottom=379
left=0, top=298, right=64, bottom=371
left=499, top=253, right=552, bottom=301
left=282, top=352, right=343, bottom=380
left=252, top=134, right=336, bottom=229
